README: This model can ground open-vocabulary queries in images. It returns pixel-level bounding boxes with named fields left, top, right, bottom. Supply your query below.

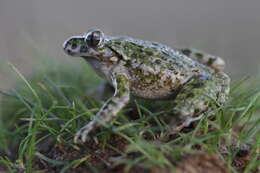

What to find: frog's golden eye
left=84, top=30, right=103, bottom=48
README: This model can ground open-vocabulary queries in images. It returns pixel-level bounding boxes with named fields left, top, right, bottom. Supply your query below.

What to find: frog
left=63, top=29, right=230, bottom=143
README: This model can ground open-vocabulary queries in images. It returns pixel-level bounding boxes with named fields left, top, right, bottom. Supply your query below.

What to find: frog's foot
left=74, top=122, right=95, bottom=143
left=167, top=114, right=204, bottom=135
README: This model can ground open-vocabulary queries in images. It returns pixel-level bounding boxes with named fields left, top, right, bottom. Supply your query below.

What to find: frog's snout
left=63, top=41, right=79, bottom=56
left=65, top=49, right=73, bottom=55
left=63, top=40, right=71, bottom=55
left=63, top=45, right=75, bottom=56
left=62, top=38, right=70, bottom=51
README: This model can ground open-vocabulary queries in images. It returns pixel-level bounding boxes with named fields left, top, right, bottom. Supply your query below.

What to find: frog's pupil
left=86, top=32, right=101, bottom=47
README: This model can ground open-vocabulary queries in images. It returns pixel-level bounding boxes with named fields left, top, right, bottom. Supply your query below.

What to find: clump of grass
left=0, top=59, right=259, bottom=173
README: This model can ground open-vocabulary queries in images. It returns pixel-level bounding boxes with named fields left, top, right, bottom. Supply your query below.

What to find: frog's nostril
left=67, top=49, right=72, bottom=54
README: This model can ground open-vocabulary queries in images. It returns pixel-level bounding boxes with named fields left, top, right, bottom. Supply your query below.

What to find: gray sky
left=1, top=0, right=260, bottom=89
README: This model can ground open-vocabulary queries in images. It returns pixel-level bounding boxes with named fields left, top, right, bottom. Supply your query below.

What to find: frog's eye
left=84, top=30, right=104, bottom=48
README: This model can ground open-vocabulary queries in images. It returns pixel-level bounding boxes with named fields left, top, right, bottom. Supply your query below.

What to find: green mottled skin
left=63, top=29, right=230, bottom=143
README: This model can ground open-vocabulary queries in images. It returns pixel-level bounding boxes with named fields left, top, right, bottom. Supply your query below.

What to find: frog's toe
left=74, top=132, right=82, bottom=144
left=74, top=129, right=87, bottom=143
left=74, top=124, right=93, bottom=143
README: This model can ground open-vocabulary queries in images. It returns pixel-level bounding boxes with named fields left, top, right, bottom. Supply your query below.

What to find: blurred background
left=1, top=0, right=260, bottom=89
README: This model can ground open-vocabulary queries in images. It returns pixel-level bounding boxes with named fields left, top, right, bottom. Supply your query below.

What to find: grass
left=0, top=58, right=259, bottom=173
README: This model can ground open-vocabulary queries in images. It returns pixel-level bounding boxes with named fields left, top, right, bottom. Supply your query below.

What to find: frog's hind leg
left=179, top=48, right=225, bottom=72
left=168, top=73, right=229, bottom=135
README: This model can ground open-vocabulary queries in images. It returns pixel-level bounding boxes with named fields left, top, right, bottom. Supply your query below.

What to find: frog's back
left=107, top=36, right=221, bottom=99
left=107, top=36, right=212, bottom=74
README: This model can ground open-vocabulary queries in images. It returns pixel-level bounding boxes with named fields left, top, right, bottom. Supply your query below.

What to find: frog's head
left=63, top=29, right=115, bottom=60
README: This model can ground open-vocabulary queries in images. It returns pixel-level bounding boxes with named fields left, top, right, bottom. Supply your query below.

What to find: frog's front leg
left=74, top=73, right=130, bottom=143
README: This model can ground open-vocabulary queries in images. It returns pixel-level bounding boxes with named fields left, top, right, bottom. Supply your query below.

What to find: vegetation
left=0, top=58, right=259, bottom=173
